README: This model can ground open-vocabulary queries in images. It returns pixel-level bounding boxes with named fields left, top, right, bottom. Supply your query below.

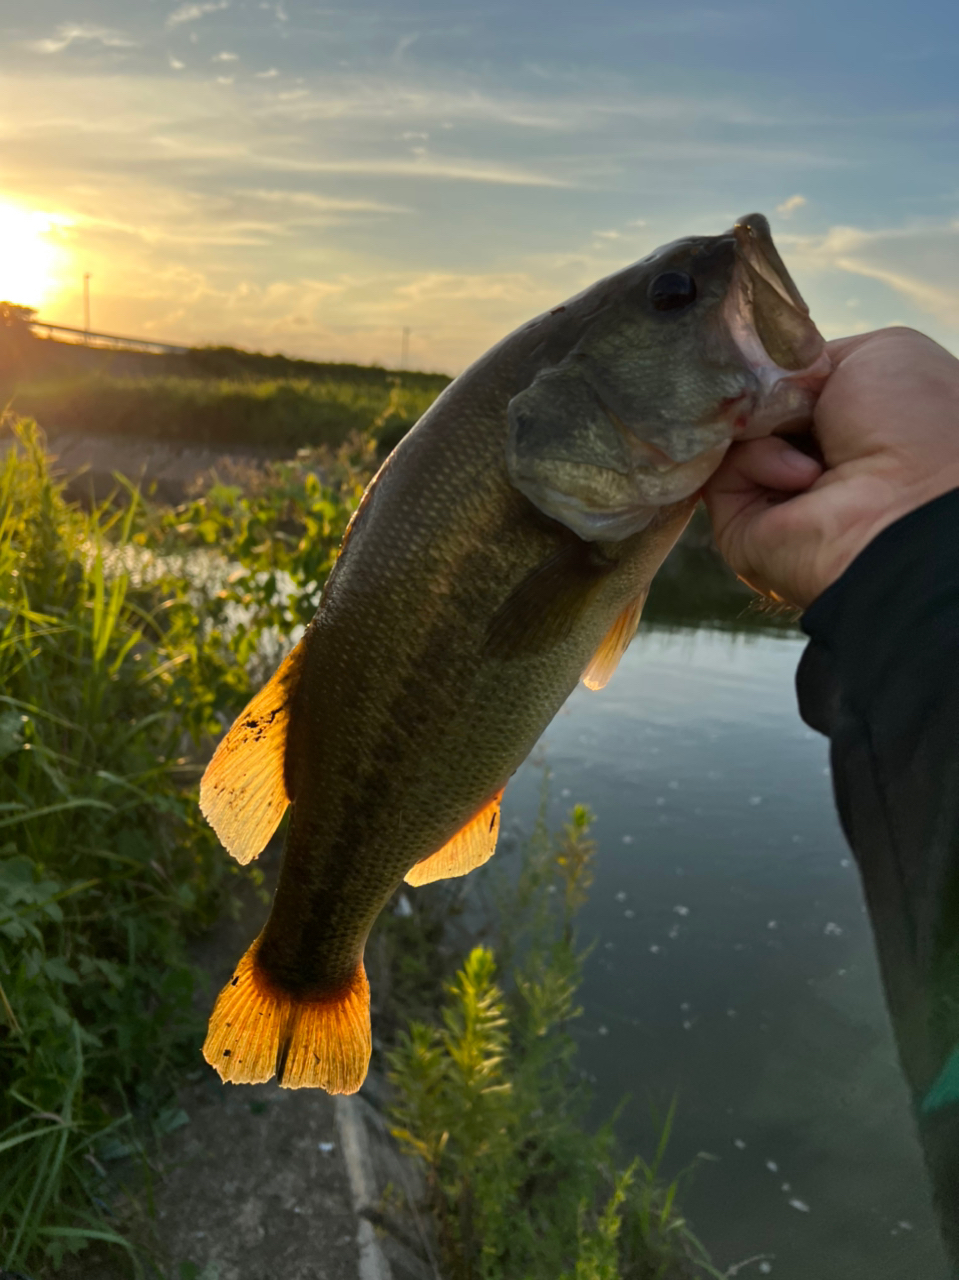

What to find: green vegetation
left=0, top=417, right=719, bottom=1278
left=12, top=373, right=443, bottom=455
left=388, top=807, right=721, bottom=1280
left=0, top=304, right=450, bottom=456
left=0, top=417, right=365, bottom=1275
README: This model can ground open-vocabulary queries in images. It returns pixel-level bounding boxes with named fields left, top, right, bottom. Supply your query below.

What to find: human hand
left=702, top=327, right=959, bottom=609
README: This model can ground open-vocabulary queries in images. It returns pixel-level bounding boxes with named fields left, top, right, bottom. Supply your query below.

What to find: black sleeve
left=796, top=487, right=959, bottom=1268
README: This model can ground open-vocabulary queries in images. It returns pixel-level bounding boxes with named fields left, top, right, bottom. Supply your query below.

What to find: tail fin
left=202, top=939, right=371, bottom=1094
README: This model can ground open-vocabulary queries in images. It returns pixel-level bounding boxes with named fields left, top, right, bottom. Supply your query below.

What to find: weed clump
left=388, top=807, right=721, bottom=1280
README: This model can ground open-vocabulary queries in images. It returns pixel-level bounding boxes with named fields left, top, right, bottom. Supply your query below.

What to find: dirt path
left=144, top=846, right=362, bottom=1280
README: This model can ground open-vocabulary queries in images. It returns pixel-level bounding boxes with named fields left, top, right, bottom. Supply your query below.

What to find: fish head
left=506, top=212, right=831, bottom=541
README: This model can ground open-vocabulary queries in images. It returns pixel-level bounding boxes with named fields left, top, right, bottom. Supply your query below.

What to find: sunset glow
left=0, top=203, right=72, bottom=311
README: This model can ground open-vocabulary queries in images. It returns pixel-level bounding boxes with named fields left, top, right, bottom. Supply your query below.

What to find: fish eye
left=648, top=271, right=697, bottom=312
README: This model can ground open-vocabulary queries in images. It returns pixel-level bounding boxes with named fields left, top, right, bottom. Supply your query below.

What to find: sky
left=1, top=0, right=958, bottom=372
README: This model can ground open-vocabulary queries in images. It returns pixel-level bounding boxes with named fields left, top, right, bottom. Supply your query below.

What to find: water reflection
left=499, top=542, right=949, bottom=1279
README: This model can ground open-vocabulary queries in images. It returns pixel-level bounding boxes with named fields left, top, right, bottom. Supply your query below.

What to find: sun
left=0, top=202, right=73, bottom=311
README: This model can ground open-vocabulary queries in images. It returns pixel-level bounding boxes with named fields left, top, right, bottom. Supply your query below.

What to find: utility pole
left=400, top=326, right=410, bottom=372
left=83, top=273, right=91, bottom=343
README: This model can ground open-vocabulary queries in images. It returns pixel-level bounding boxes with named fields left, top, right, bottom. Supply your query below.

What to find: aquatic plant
left=388, top=807, right=722, bottom=1280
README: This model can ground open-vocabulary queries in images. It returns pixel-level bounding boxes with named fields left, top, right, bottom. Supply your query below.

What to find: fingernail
left=781, top=447, right=821, bottom=476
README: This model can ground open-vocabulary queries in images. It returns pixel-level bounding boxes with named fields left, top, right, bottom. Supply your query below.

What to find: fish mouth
left=723, top=212, right=832, bottom=437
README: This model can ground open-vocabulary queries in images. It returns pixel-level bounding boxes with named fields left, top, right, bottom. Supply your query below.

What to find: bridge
left=29, top=319, right=190, bottom=357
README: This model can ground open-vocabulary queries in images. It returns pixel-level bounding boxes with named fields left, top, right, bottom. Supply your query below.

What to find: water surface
left=503, top=624, right=948, bottom=1279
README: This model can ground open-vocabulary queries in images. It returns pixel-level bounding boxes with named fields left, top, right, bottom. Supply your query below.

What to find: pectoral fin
left=485, top=541, right=614, bottom=659
left=405, top=791, right=503, bottom=887
left=581, top=590, right=648, bottom=691
left=199, top=638, right=307, bottom=865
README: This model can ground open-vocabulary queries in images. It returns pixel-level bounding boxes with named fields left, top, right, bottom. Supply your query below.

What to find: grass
left=0, top=418, right=280, bottom=1275
left=11, top=372, right=444, bottom=455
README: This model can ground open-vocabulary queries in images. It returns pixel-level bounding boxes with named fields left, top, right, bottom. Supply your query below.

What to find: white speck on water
left=767, top=920, right=778, bottom=930
left=824, top=922, right=843, bottom=936
left=898, top=1220, right=913, bottom=1231
left=394, top=893, right=413, bottom=918
left=781, top=1183, right=791, bottom=1192
left=598, top=1025, right=609, bottom=1036
left=668, top=780, right=679, bottom=790
left=668, top=925, right=680, bottom=939
left=318, top=1141, right=335, bottom=1155
left=624, top=909, right=635, bottom=919
left=656, top=796, right=666, bottom=806
left=547, top=884, right=557, bottom=893
left=727, top=1008, right=737, bottom=1017
left=680, top=1002, right=690, bottom=1011
left=682, top=1019, right=693, bottom=1030
left=766, top=1160, right=778, bottom=1173
left=649, top=944, right=661, bottom=954
left=621, top=834, right=634, bottom=844
left=604, top=941, right=614, bottom=950
left=788, top=1199, right=810, bottom=1213
left=837, top=968, right=847, bottom=975
left=674, top=905, right=690, bottom=917
left=734, top=1138, right=746, bottom=1150
left=749, top=795, right=763, bottom=806
left=791, top=833, right=803, bottom=843
left=615, top=891, right=627, bottom=901
left=840, top=858, right=851, bottom=868
left=561, top=787, right=571, bottom=797
left=759, top=1264, right=772, bottom=1275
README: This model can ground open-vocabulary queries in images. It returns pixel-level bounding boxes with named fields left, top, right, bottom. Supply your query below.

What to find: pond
left=503, top=618, right=949, bottom=1279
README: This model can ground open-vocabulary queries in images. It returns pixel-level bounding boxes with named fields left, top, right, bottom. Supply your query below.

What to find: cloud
left=785, top=220, right=959, bottom=336
left=237, top=189, right=411, bottom=215
left=167, top=1, right=229, bottom=29
left=255, top=68, right=279, bottom=78
left=29, top=25, right=136, bottom=55
left=776, top=194, right=807, bottom=218
left=252, top=155, right=573, bottom=187
left=213, top=51, right=238, bottom=62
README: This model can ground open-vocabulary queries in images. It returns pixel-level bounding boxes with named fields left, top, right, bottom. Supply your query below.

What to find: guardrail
left=29, top=320, right=190, bottom=357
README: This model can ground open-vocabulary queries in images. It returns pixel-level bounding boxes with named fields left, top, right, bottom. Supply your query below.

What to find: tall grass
left=13, top=373, right=443, bottom=454
left=0, top=419, right=259, bottom=1275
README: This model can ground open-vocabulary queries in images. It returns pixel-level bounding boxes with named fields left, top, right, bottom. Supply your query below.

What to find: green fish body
left=200, top=214, right=830, bottom=1092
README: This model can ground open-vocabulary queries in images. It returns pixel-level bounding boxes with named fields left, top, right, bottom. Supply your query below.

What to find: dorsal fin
left=199, top=638, right=308, bottom=864
left=404, top=791, right=503, bottom=887
left=581, top=590, right=648, bottom=691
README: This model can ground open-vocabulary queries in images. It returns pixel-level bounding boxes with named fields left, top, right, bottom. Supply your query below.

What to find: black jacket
left=796, top=488, right=959, bottom=1267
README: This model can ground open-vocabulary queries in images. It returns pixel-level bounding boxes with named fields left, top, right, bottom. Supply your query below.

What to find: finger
left=707, top=436, right=822, bottom=500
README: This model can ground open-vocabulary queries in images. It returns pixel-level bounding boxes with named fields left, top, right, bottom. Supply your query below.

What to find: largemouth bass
left=200, top=213, right=830, bottom=1094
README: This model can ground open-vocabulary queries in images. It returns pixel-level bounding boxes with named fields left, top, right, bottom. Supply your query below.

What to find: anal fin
left=199, top=637, right=307, bottom=865
left=202, top=938, right=371, bottom=1095
left=405, top=791, right=503, bottom=887
left=582, top=589, right=648, bottom=691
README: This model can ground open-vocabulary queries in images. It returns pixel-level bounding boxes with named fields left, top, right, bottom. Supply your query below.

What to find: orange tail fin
left=202, top=940, right=371, bottom=1095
